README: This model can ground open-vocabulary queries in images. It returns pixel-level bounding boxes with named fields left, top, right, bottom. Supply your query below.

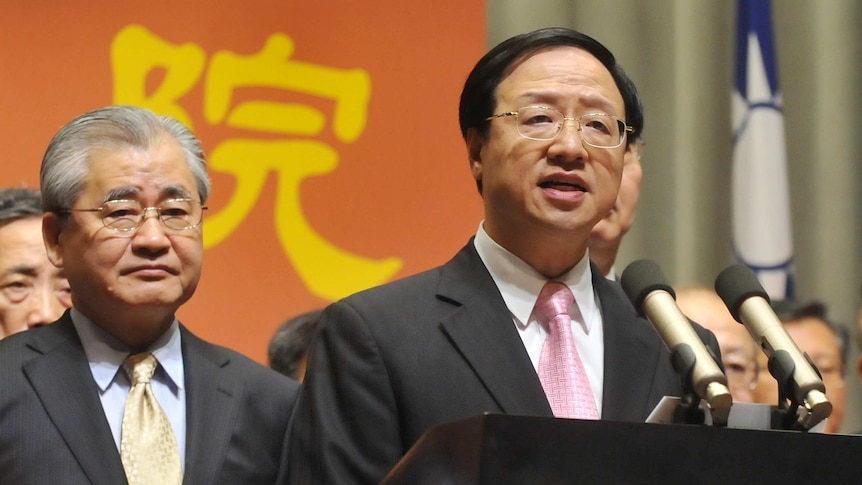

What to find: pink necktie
left=536, top=281, right=599, bottom=419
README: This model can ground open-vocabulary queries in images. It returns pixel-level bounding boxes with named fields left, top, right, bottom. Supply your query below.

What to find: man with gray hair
left=0, top=105, right=299, bottom=484
left=0, top=187, right=71, bottom=338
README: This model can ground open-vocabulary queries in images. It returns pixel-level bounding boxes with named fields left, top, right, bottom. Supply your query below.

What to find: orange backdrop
left=0, top=1, right=486, bottom=363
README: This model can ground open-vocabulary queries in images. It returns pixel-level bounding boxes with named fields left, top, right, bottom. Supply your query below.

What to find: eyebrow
left=103, top=184, right=193, bottom=202
left=516, top=92, right=620, bottom=116
left=1, top=265, right=38, bottom=279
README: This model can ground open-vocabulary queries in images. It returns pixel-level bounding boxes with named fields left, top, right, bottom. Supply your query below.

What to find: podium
left=382, top=414, right=862, bottom=483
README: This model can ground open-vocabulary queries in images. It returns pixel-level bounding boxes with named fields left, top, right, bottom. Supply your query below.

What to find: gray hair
left=40, top=105, right=210, bottom=213
left=0, top=187, right=43, bottom=224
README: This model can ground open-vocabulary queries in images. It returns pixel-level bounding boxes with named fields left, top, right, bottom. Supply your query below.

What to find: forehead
left=495, top=46, right=624, bottom=116
left=0, top=218, right=46, bottom=266
left=83, top=138, right=196, bottom=200
left=785, top=317, right=839, bottom=352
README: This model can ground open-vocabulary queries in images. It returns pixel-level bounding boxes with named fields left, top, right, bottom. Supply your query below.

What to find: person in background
left=588, top=71, right=645, bottom=280
left=0, top=105, right=300, bottom=484
left=752, top=298, right=847, bottom=433
left=675, top=285, right=759, bottom=403
left=855, top=294, right=862, bottom=434
left=289, top=27, right=719, bottom=484
left=268, top=309, right=322, bottom=381
left=0, top=187, right=71, bottom=338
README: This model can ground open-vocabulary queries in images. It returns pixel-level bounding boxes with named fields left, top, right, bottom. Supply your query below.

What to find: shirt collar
left=71, top=307, right=185, bottom=393
left=473, top=222, right=596, bottom=330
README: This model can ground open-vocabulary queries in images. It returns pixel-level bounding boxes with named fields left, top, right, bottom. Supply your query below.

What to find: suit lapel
left=22, top=315, right=127, bottom=485
left=437, top=242, right=552, bottom=417
left=594, top=271, right=666, bottom=421
left=181, top=326, right=240, bottom=484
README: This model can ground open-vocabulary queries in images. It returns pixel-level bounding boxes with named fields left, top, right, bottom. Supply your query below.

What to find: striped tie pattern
left=121, top=352, right=183, bottom=485
left=536, top=281, right=599, bottom=419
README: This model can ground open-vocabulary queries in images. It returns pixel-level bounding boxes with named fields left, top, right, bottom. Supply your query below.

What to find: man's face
left=0, top=217, right=71, bottom=336
left=468, top=47, right=626, bottom=258
left=677, top=290, right=758, bottom=403
left=753, top=317, right=845, bottom=433
left=589, top=139, right=643, bottom=249
left=44, top=137, right=203, bottom=329
left=785, top=318, right=845, bottom=433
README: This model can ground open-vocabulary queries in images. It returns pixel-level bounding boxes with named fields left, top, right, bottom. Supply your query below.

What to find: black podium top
left=382, top=413, right=862, bottom=484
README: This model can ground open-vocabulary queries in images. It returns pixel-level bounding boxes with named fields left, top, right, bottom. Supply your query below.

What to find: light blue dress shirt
left=70, top=307, right=187, bottom=467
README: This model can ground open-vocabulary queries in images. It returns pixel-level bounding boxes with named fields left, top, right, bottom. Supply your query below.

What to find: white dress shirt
left=473, top=222, right=605, bottom=415
left=71, top=307, right=187, bottom=466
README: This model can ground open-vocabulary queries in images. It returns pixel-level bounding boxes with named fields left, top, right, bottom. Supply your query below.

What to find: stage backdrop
left=1, top=1, right=486, bottom=363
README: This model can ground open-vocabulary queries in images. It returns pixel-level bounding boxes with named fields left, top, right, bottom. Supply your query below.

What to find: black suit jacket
left=288, top=240, right=720, bottom=484
left=0, top=312, right=300, bottom=485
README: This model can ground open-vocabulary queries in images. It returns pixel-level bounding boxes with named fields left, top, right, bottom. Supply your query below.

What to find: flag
left=731, top=0, right=794, bottom=299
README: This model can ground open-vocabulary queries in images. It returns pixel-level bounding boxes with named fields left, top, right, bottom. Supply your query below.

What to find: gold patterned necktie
left=121, top=352, right=183, bottom=485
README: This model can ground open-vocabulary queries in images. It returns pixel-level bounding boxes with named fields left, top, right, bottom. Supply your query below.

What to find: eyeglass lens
left=516, top=107, right=623, bottom=147
left=100, top=199, right=203, bottom=231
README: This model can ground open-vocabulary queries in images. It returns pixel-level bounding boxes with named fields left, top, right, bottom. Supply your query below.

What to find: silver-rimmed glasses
left=60, top=198, right=207, bottom=232
left=486, top=106, right=633, bottom=148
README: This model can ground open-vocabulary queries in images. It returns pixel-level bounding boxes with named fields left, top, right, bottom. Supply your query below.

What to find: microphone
left=714, top=264, right=831, bottom=431
left=621, top=259, right=732, bottom=425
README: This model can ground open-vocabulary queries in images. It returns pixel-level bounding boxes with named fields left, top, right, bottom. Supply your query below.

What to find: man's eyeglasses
left=485, top=106, right=633, bottom=148
left=723, top=358, right=760, bottom=392
left=59, top=199, right=207, bottom=232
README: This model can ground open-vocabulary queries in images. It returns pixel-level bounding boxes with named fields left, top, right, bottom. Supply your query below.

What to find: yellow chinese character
left=112, top=26, right=402, bottom=300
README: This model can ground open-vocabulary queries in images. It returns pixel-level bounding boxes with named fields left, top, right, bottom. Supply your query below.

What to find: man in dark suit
left=0, top=105, right=300, bottom=484
left=289, top=28, right=720, bottom=484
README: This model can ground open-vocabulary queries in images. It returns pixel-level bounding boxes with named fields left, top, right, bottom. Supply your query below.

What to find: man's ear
left=42, top=212, right=65, bottom=268
left=466, top=127, right=484, bottom=183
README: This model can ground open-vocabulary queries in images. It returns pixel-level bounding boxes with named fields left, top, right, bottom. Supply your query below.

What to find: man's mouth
left=539, top=180, right=586, bottom=192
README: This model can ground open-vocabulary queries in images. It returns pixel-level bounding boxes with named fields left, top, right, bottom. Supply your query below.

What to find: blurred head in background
left=0, top=187, right=71, bottom=338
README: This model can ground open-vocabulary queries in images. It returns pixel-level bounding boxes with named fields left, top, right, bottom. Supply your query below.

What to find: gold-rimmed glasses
left=486, top=105, right=633, bottom=148
left=59, top=198, right=207, bottom=232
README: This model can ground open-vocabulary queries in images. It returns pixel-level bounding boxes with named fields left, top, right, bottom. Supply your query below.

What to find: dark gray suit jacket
left=288, top=240, right=720, bottom=484
left=0, top=312, right=300, bottom=485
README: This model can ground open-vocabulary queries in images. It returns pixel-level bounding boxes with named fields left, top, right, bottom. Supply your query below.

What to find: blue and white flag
left=731, top=0, right=794, bottom=299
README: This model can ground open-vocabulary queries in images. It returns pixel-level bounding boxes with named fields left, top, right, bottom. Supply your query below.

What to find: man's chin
left=115, top=286, right=187, bottom=308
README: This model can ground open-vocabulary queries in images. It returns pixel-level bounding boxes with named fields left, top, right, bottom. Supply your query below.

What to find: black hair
left=267, top=309, right=323, bottom=380
left=458, top=27, right=641, bottom=143
left=0, top=187, right=43, bottom=224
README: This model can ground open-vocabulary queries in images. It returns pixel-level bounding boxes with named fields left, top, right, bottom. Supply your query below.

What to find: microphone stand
left=668, top=344, right=730, bottom=426
left=670, top=344, right=707, bottom=425
left=767, top=350, right=825, bottom=432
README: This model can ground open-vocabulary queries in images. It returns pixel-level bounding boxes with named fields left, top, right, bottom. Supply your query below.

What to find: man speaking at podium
left=289, top=28, right=719, bottom=484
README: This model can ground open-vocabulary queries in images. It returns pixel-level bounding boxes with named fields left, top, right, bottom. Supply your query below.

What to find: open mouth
left=539, top=180, right=586, bottom=192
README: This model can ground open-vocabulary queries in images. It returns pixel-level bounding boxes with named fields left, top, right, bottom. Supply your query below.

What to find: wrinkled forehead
left=100, top=184, right=195, bottom=203
left=495, top=46, right=624, bottom=114
left=82, top=141, right=197, bottom=203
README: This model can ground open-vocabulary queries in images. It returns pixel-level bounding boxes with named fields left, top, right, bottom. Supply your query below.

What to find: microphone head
left=620, top=259, right=675, bottom=317
left=714, top=264, right=770, bottom=323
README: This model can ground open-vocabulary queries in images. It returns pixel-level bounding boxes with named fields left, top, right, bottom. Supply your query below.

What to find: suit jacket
left=288, top=240, right=720, bottom=484
left=0, top=312, right=300, bottom=485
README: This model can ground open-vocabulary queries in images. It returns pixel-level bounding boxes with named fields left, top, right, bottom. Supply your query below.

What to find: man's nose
left=131, top=211, right=172, bottom=250
left=26, top=287, right=67, bottom=328
left=547, top=118, right=588, bottom=161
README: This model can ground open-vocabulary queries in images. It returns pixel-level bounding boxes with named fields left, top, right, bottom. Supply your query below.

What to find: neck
left=496, top=236, right=588, bottom=280
left=588, top=243, right=619, bottom=277
left=484, top=220, right=591, bottom=279
left=77, top=304, right=176, bottom=350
